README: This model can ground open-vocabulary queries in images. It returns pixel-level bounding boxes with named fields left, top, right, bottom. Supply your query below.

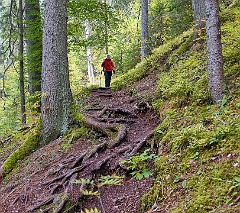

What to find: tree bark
left=24, top=0, right=42, bottom=96
left=19, top=0, right=26, bottom=125
left=205, top=0, right=224, bottom=103
left=140, top=0, right=149, bottom=60
left=41, top=0, right=72, bottom=145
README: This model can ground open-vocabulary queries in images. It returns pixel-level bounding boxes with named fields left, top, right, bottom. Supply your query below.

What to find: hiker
left=101, top=54, right=115, bottom=88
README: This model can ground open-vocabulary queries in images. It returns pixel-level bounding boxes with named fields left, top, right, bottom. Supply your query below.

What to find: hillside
left=0, top=3, right=240, bottom=213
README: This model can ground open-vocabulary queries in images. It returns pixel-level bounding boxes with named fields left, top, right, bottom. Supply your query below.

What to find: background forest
left=0, top=0, right=240, bottom=212
left=0, top=0, right=195, bottom=135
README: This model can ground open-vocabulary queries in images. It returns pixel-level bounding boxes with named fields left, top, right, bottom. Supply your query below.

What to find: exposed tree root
left=41, top=207, right=53, bottom=213
left=43, top=162, right=91, bottom=186
left=27, top=196, right=54, bottom=212
left=85, top=117, right=115, bottom=137
left=90, top=153, right=117, bottom=173
left=109, top=124, right=127, bottom=148
left=130, top=131, right=154, bottom=155
left=15, top=88, right=158, bottom=213
left=83, top=142, right=108, bottom=162
left=70, top=151, right=88, bottom=169
left=99, top=118, right=136, bottom=124
left=53, top=199, right=68, bottom=213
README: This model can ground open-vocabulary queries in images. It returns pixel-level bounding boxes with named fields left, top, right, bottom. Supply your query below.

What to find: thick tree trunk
left=24, top=0, right=42, bottom=96
left=140, top=0, right=149, bottom=60
left=19, top=0, right=26, bottom=124
left=205, top=0, right=224, bottom=103
left=41, top=0, right=72, bottom=145
left=191, top=0, right=206, bottom=41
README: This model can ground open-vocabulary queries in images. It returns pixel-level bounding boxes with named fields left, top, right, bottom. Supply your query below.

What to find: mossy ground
left=137, top=6, right=240, bottom=213
left=110, top=4, right=240, bottom=213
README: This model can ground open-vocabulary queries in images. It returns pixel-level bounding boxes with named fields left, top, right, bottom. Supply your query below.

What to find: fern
left=97, top=173, right=124, bottom=188
left=81, top=207, right=101, bottom=213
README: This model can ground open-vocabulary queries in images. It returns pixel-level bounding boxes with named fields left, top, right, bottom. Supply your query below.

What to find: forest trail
left=0, top=71, right=160, bottom=213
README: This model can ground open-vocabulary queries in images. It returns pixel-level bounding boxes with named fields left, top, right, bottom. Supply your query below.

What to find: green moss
left=59, top=126, right=89, bottom=152
left=2, top=126, right=41, bottom=174
left=141, top=6, right=240, bottom=212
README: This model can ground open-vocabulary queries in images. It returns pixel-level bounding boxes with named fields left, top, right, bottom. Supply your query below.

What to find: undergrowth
left=139, top=5, right=240, bottom=213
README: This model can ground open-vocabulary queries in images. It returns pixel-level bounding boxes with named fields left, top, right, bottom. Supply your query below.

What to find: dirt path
left=0, top=72, right=159, bottom=213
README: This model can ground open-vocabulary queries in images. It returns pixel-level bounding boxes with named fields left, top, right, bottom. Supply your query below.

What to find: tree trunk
left=41, top=0, right=72, bottom=145
left=24, top=0, right=42, bottom=96
left=140, top=0, right=149, bottom=60
left=85, top=20, right=95, bottom=84
left=191, top=0, right=206, bottom=41
left=205, top=0, right=224, bottom=103
left=19, top=0, right=26, bottom=125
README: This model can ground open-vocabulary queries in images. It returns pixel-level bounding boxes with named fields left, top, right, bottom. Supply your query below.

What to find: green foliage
left=120, top=149, right=157, bottom=180
left=67, top=0, right=119, bottom=49
left=1, top=126, right=41, bottom=174
left=112, top=30, right=192, bottom=91
left=75, top=173, right=124, bottom=190
left=141, top=4, right=240, bottom=212
left=59, top=127, right=89, bottom=152
left=81, top=208, right=101, bottom=213
left=75, top=173, right=124, bottom=205
left=97, top=173, right=124, bottom=187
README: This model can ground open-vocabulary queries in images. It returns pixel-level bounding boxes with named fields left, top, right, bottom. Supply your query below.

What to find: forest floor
left=0, top=71, right=161, bottom=213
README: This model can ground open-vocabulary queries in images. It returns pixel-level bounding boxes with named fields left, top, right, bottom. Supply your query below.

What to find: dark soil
left=0, top=71, right=160, bottom=213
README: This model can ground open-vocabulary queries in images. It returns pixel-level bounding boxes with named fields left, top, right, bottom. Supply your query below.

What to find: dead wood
left=109, top=124, right=127, bottom=148
left=27, top=196, right=54, bottom=212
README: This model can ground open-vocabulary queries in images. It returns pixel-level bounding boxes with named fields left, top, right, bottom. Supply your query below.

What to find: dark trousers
left=104, top=71, right=112, bottom=87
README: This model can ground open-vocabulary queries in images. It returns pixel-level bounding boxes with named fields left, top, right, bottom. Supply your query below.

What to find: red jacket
left=102, top=58, right=114, bottom=72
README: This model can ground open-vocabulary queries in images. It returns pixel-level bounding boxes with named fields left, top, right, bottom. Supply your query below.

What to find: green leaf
left=234, top=177, right=240, bottom=183
left=136, top=173, right=144, bottom=180
left=182, top=180, right=187, bottom=188
left=142, top=169, right=151, bottom=178
left=173, top=176, right=181, bottom=183
left=82, top=189, right=99, bottom=197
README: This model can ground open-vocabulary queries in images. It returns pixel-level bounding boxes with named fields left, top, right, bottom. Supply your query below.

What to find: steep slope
left=0, top=71, right=159, bottom=212
left=0, top=3, right=240, bottom=213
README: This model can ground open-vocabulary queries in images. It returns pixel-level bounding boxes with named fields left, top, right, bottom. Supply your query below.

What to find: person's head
left=106, top=54, right=111, bottom=59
